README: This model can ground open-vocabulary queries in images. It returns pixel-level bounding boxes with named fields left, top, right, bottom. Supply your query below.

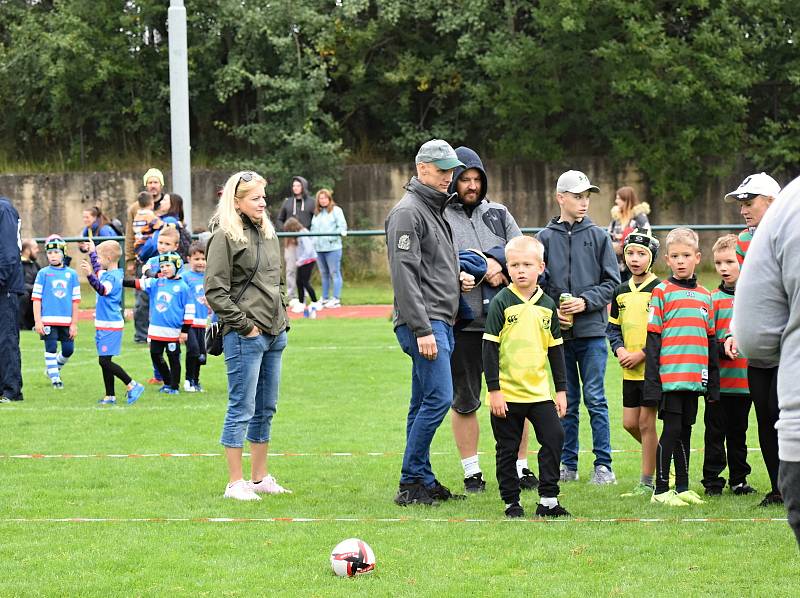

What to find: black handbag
left=206, top=235, right=261, bottom=356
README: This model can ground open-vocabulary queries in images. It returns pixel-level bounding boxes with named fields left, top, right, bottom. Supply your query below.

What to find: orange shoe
left=147, top=377, right=163, bottom=385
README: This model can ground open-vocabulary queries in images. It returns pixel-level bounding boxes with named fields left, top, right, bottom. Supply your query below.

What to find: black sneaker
left=732, top=483, right=757, bottom=496
left=429, top=479, right=467, bottom=501
left=464, top=472, right=486, bottom=493
left=394, top=483, right=439, bottom=506
left=519, top=468, right=539, bottom=490
left=535, top=502, right=571, bottom=518
left=704, top=486, right=723, bottom=497
left=504, top=502, right=525, bottom=518
left=758, top=491, right=783, bottom=507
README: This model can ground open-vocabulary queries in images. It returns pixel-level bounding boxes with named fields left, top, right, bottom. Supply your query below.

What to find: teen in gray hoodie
left=276, top=176, right=314, bottom=305
left=537, top=171, right=620, bottom=485
left=734, top=175, right=800, bottom=546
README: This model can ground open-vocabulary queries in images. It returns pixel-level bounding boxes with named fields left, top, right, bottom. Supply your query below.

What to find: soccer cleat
left=519, top=468, right=539, bottom=490
left=464, top=472, right=486, bottom=493
left=676, top=490, right=705, bottom=504
left=183, top=380, right=197, bottom=393
left=758, top=491, right=784, bottom=507
left=590, top=465, right=617, bottom=485
left=505, top=502, right=525, bottom=518
left=394, top=482, right=439, bottom=506
left=52, top=379, right=64, bottom=389
left=223, top=479, right=261, bottom=501
left=732, top=483, right=757, bottom=496
left=194, top=382, right=204, bottom=393
left=703, top=486, right=723, bottom=497
left=158, top=386, right=179, bottom=395
left=97, top=397, right=116, bottom=405
left=429, top=479, right=467, bottom=501
left=147, top=377, right=162, bottom=385
left=249, top=475, right=292, bottom=495
left=559, top=466, right=579, bottom=482
left=620, top=482, right=654, bottom=498
left=0, top=396, right=10, bottom=404
left=651, top=489, right=689, bottom=507
left=126, top=382, right=145, bottom=405
left=535, top=502, right=571, bottom=518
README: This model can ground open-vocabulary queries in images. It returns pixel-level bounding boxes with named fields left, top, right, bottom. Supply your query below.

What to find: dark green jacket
left=204, top=215, right=288, bottom=337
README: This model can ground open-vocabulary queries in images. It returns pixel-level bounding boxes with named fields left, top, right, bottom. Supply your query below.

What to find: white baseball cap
left=724, top=172, right=781, bottom=203
left=556, top=170, right=600, bottom=194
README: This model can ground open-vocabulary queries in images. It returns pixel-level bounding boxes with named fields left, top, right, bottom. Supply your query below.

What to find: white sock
left=516, top=458, right=529, bottom=477
left=539, top=496, right=558, bottom=508
left=462, top=455, right=481, bottom=477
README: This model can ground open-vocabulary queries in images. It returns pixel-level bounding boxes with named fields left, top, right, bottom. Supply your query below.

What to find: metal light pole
left=168, top=0, right=192, bottom=229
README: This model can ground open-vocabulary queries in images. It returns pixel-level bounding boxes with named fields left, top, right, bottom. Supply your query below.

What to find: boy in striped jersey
left=701, top=235, right=755, bottom=496
left=644, top=228, right=720, bottom=506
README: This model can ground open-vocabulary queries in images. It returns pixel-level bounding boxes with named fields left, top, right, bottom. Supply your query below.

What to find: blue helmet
left=158, top=251, right=183, bottom=273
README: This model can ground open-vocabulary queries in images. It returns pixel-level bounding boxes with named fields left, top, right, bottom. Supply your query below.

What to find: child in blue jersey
left=32, top=236, right=80, bottom=389
left=182, top=242, right=208, bottom=392
left=124, top=252, right=194, bottom=394
left=80, top=239, right=145, bottom=405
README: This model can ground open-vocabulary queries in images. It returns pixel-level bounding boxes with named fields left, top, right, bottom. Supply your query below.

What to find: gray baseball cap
left=415, top=139, right=465, bottom=170
left=556, top=170, right=600, bottom=194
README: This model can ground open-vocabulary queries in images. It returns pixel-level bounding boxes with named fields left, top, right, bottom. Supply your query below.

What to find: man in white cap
left=385, top=139, right=472, bottom=506
left=724, top=171, right=784, bottom=507
left=537, top=170, right=620, bottom=485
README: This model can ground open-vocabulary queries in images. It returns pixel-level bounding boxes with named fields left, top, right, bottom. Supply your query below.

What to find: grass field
left=2, top=317, right=797, bottom=597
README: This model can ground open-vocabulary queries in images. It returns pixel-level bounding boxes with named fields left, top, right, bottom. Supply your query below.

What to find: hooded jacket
left=0, top=197, right=24, bottom=295
left=276, top=176, right=315, bottom=230
left=537, top=216, right=620, bottom=339
left=444, top=146, right=521, bottom=331
left=385, top=177, right=460, bottom=336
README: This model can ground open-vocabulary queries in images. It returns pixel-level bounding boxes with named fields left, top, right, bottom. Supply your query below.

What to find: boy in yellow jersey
left=483, top=236, right=569, bottom=518
left=607, top=230, right=662, bottom=497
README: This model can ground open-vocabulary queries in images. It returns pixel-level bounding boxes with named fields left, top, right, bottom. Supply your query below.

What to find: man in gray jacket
left=444, top=146, right=535, bottom=493
left=734, top=175, right=800, bottom=547
left=386, top=139, right=469, bottom=506
left=537, top=170, right=620, bottom=484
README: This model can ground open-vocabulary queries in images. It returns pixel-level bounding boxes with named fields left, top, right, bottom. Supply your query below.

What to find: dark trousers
left=18, top=291, right=35, bottom=330
left=150, top=340, right=181, bottom=390
left=0, top=291, right=22, bottom=400
left=702, top=394, right=753, bottom=490
left=779, top=461, right=800, bottom=549
left=99, top=356, right=132, bottom=396
left=749, top=366, right=781, bottom=493
left=656, top=392, right=698, bottom=494
left=449, top=329, right=483, bottom=414
left=296, top=262, right=317, bottom=303
left=491, top=401, right=564, bottom=504
left=133, top=263, right=149, bottom=342
left=185, top=327, right=206, bottom=384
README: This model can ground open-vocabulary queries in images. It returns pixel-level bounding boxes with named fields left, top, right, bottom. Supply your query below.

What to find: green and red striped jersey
left=736, top=227, right=754, bottom=265
left=712, top=284, right=749, bottom=395
left=648, top=280, right=715, bottom=392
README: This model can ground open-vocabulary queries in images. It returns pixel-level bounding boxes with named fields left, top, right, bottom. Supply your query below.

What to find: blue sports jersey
left=31, top=265, right=81, bottom=326
left=95, top=268, right=124, bottom=330
left=182, top=270, right=209, bottom=328
left=136, top=276, right=194, bottom=341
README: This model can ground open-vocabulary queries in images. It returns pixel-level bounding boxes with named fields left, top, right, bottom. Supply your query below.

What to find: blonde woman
left=204, top=171, right=291, bottom=501
left=310, top=188, right=348, bottom=307
left=608, top=186, right=651, bottom=281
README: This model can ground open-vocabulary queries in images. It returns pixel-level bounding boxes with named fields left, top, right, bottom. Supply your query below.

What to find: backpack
left=177, top=224, right=192, bottom=261
left=109, top=218, right=124, bottom=236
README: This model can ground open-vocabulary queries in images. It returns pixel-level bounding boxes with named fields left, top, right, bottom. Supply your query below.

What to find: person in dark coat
left=19, top=238, right=40, bottom=330
left=0, top=195, right=24, bottom=402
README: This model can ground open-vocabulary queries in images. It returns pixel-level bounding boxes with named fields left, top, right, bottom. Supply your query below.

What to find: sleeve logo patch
left=541, top=314, right=551, bottom=330
left=397, top=234, right=411, bottom=251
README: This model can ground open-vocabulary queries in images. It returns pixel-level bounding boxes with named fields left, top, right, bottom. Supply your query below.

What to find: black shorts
left=658, top=391, right=699, bottom=424
left=622, top=380, right=658, bottom=408
left=450, top=329, right=483, bottom=414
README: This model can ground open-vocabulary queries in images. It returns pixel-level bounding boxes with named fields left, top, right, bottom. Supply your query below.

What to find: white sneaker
left=310, top=300, right=324, bottom=311
left=223, top=479, right=261, bottom=501
left=290, top=302, right=306, bottom=314
left=249, top=474, right=292, bottom=494
left=327, top=298, right=341, bottom=308
left=183, top=380, right=197, bottom=393
left=288, top=298, right=301, bottom=308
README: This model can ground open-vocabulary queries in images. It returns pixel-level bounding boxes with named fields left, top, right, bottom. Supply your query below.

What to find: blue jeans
left=395, top=321, right=455, bottom=486
left=561, top=336, right=612, bottom=470
left=220, top=330, right=287, bottom=448
left=317, top=249, right=343, bottom=299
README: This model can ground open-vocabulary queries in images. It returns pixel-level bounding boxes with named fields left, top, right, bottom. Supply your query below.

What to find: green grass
left=2, top=319, right=797, bottom=597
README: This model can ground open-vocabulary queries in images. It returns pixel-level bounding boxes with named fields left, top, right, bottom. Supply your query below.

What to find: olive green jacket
left=204, top=215, right=288, bottom=337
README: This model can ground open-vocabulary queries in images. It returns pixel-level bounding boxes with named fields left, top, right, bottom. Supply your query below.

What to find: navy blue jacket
left=0, top=197, right=23, bottom=294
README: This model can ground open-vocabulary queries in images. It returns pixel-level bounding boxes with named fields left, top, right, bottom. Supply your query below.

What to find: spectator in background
left=0, top=195, right=24, bottom=403
left=276, top=176, right=315, bottom=309
left=608, top=187, right=651, bottom=283
left=283, top=217, right=320, bottom=312
left=19, top=238, right=40, bottom=330
left=310, top=188, right=347, bottom=308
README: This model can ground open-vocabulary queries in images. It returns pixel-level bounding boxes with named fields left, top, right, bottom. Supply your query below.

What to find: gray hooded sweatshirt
left=276, top=176, right=315, bottom=230
left=733, top=175, right=800, bottom=461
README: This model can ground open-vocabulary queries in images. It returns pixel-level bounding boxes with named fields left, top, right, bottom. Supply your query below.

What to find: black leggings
left=749, top=366, right=781, bottom=493
left=185, top=327, right=206, bottom=385
left=150, top=340, right=181, bottom=390
left=656, top=394, right=697, bottom=494
left=99, top=356, right=132, bottom=397
left=296, top=262, right=317, bottom=303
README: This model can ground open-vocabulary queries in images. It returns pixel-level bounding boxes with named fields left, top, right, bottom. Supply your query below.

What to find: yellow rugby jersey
left=608, top=273, right=660, bottom=381
left=483, top=285, right=563, bottom=402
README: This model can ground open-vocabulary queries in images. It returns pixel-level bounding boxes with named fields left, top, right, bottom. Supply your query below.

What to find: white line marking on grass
left=0, top=517, right=788, bottom=524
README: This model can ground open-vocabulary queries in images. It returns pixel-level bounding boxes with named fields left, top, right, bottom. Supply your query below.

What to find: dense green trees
left=0, top=0, right=798, bottom=200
